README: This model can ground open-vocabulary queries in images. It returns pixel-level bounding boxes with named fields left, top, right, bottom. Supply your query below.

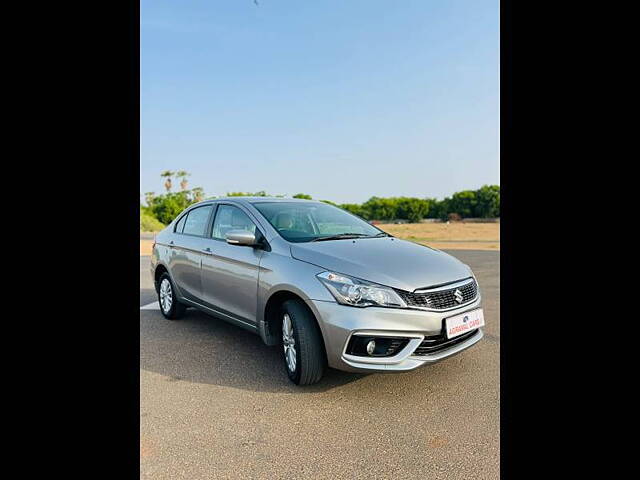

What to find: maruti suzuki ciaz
left=151, top=197, right=484, bottom=385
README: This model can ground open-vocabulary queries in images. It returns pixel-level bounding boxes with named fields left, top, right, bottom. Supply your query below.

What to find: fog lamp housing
left=345, top=336, right=410, bottom=357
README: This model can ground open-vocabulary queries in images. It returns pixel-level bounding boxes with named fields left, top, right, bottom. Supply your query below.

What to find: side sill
left=180, top=298, right=259, bottom=334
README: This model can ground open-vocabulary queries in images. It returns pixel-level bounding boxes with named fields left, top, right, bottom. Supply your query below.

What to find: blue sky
left=141, top=0, right=499, bottom=204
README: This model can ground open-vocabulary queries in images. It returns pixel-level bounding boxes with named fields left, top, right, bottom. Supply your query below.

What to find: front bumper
left=307, top=298, right=484, bottom=373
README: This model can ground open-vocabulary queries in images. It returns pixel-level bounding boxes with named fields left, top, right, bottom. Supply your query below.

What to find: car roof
left=192, top=197, right=323, bottom=206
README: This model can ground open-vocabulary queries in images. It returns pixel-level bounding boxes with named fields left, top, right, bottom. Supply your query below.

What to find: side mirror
left=225, top=229, right=257, bottom=246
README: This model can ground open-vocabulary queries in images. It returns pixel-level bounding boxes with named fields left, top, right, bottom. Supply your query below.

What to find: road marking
left=140, top=301, right=160, bottom=310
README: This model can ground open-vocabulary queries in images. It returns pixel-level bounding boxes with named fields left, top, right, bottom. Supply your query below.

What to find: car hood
left=289, top=237, right=472, bottom=292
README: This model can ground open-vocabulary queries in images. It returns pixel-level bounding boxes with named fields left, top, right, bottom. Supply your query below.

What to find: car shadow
left=140, top=289, right=367, bottom=393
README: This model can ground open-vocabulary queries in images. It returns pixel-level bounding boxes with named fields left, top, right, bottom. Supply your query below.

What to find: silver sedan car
left=151, top=197, right=484, bottom=385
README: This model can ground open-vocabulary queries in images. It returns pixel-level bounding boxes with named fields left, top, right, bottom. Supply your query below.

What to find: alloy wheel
left=282, top=313, right=297, bottom=373
left=159, top=278, right=173, bottom=313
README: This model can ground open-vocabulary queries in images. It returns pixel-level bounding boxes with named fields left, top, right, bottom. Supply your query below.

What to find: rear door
left=168, top=204, right=215, bottom=302
left=200, top=204, right=265, bottom=325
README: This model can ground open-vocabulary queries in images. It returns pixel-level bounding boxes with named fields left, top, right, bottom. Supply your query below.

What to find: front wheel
left=281, top=299, right=326, bottom=385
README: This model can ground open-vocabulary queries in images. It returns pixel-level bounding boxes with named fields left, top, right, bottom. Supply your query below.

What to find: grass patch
left=377, top=222, right=499, bottom=250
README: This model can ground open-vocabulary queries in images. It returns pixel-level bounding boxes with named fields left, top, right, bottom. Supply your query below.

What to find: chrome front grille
left=395, top=278, right=478, bottom=310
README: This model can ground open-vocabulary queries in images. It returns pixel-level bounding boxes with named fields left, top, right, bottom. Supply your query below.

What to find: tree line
left=338, top=185, right=500, bottom=222
left=212, top=186, right=500, bottom=222
left=142, top=172, right=499, bottom=226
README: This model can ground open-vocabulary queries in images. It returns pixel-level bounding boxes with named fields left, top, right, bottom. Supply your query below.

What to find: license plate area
left=444, top=308, right=485, bottom=339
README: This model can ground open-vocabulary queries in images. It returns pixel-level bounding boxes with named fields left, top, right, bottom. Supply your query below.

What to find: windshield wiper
left=310, top=233, right=370, bottom=242
left=372, top=232, right=391, bottom=237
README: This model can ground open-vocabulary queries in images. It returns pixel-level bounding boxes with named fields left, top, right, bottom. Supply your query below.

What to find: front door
left=200, top=204, right=264, bottom=325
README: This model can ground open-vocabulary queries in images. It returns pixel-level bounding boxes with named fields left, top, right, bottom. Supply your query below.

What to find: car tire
left=157, top=272, right=186, bottom=320
left=281, top=299, right=326, bottom=385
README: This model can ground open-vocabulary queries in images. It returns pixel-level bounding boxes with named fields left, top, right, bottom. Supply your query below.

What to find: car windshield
left=252, top=202, right=385, bottom=243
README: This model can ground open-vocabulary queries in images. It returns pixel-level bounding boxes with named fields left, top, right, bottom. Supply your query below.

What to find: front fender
left=256, top=251, right=335, bottom=345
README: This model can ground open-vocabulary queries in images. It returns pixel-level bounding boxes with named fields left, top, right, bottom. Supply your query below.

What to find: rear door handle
left=202, top=247, right=213, bottom=255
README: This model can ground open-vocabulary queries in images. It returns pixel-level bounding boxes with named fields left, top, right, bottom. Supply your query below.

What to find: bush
left=140, top=208, right=165, bottom=232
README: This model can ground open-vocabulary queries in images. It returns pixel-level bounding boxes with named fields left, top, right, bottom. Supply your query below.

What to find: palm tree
left=160, top=170, right=174, bottom=192
left=192, top=187, right=204, bottom=202
left=177, top=170, right=191, bottom=191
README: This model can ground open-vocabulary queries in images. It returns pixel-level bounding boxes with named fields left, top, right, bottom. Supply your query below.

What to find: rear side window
left=181, top=205, right=213, bottom=236
left=174, top=214, right=187, bottom=233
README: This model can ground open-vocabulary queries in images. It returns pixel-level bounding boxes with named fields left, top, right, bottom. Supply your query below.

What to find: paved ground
left=140, top=251, right=499, bottom=479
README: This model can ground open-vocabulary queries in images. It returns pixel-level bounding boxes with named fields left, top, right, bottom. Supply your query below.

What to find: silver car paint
left=290, top=237, right=473, bottom=292
left=168, top=233, right=206, bottom=301
left=200, top=238, right=264, bottom=323
left=150, top=197, right=483, bottom=373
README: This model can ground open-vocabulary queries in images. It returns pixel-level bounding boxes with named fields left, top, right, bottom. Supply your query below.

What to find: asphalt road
left=140, top=250, right=499, bottom=479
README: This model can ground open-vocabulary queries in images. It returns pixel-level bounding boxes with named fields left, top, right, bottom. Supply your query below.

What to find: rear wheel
left=158, top=272, right=186, bottom=320
left=281, top=299, right=326, bottom=385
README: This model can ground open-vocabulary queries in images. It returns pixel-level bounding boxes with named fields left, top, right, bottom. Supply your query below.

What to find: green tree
left=429, top=198, right=451, bottom=220
left=448, top=190, right=477, bottom=218
left=340, top=203, right=366, bottom=217
left=360, top=197, right=398, bottom=221
left=474, top=185, right=500, bottom=217
left=148, top=191, right=193, bottom=224
left=293, top=193, right=312, bottom=200
left=396, top=197, right=430, bottom=223
left=144, top=191, right=156, bottom=206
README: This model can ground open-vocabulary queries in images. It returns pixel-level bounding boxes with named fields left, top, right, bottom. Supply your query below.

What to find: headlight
left=316, top=271, right=407, bottom=308
left=463, top=264, right=480, bottom=294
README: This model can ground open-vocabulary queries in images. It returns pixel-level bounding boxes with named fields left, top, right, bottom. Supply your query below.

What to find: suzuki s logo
left=454, top=289, right=464, bottom=304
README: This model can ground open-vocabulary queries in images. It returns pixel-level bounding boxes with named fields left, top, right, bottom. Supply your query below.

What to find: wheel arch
left=260, top=288, right=327, bottom=352
left=153, top=263, right=169, bottom=293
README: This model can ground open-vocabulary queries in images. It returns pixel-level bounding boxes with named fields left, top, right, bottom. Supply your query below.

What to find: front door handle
left=202, top=247, right=213, bottom=255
